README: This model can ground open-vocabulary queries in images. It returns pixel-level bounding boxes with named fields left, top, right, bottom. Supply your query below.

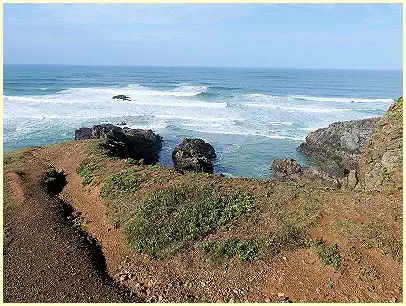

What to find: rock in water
left=298, top=117, right=380, bottom=178
left=112, top=95, right=131, bottom=101
left=271, top=159, right=302, bottom=177
left=172, top=138, right=216, bottom=173
left=358, top=97, right=403, bottom=191
left=75, top=124, right=163, bottom=164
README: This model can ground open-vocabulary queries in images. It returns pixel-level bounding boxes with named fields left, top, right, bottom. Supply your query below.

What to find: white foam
left=242, top=103, right=350, bottom=113
left=181, top=125, right=303, bottom=141
left=155, top=114, right=243, bottom=122
left=174, top=85, right=208, bottom=93
left=290, top=95, right=394, bottom=103
left=269, top=121, right=294, bottom=126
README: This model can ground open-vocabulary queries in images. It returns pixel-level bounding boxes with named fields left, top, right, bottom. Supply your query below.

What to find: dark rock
left=271, top=159, right=302, bottom=177
left=75, top=124, right=162, bottom=164
left=298, top=117, right=380, bottom=178
left=271, top=159, right=340, bottom=188
left=172, top=138, right=216, bottom=173
left=112, top=95, right=131, bottom=101
left=118, top=122, right=127, bottom=126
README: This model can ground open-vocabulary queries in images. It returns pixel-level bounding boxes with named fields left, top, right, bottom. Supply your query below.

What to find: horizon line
left=3, top=63, right=402, bottom=71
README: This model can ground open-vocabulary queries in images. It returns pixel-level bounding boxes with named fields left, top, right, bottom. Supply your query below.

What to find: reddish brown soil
left=4, top=141, right=403, bottom=302
left=3, top=149, right=139, bottom=302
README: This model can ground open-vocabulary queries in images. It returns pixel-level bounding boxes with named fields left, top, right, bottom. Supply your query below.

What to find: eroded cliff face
left=298, top=118, right=380, bottom=178
left=358, top=97, right=403, bottom=192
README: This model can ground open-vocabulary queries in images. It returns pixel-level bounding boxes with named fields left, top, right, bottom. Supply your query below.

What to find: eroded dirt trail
left=3, top=152, right=139, bottom=302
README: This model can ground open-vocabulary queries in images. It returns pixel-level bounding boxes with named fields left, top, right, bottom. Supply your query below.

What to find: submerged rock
left=112, top=95, right=131, bottom=101
left=298, top=117, right=380, bottom=178
left=172, top=138, right=216, bottom=173
left=75, top=124, right=162, bottom=164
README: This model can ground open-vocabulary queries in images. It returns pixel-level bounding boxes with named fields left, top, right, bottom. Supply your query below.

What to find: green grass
left=88, top=139, right=106, bottom=156
left=334, top=218, right=402, bottom=262
left=126, top=158, right=143, bottom=165
left=380, top=167, right=392, bottom=183
left=265, top=222, right=310, bottom=255
left=200, top=238, right=259, bottom=262
left=123, top=184, right=255, bottom=258
left=88, top=139, right=119, bottom=160
left=386, top=96, right=403, bottom=121
left=100, top=168, right=145, bottom=200
left=76, top=158, right=104, bottom=185
left=3, top=147, right=33, bottom=171
left=310, top=239, right=342, bottom=270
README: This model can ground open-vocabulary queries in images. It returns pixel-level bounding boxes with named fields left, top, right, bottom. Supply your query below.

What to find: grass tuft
left=123, top=184, right=255, bottom=258
left=310, top=239, right=342, bottom=270
left=200, top=238, right=259, bottom=262
left=100, top=169, right=144, bottom=200
left=76, top=159, right=104, bottom=185
left=265, top=222, right=310, bottom=254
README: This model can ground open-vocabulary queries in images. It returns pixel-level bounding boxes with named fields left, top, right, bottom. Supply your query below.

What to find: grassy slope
left=14, top=138, right=398, bottom=302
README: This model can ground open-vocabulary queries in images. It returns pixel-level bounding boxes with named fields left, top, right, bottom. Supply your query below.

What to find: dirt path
left=3, top=153, right=139, bottom=302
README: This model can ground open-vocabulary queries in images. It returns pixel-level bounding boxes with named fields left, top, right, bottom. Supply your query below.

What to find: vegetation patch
left=265, top=222, right=310, bottom=255
left=386, top=96, right=403, bottom=121
left=88, top=139, right=106, bottom=156
left=334, top=218, right=402, bottom=262
left=380, top=167, right=392, bottom=183
left=200, top=238, right=259, bottom=262
left=3, top=147, right=32, bottom=171
left=123, top=184, right=255, bottom=258
left=100, top=169, right=145, bottom=200
left=77, top=158, right=104, bottom=185
left=310, top=239, right=342, bottom=270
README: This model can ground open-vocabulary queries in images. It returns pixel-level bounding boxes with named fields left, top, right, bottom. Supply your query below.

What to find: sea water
left=4, top=64, right=402, bottom=177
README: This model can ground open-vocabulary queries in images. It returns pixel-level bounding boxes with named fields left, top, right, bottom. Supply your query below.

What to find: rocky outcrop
left=75, top=124, right=162, bottom=164
left=271, top=159, right=302, bottom=177
left=298, top=117, right=380, bottom=178
left=172, top=138, right=216, bottom=173
left=271, top=158, right=340, bottom=188
left=358, top=97, right=403, bottom=191
left=112, top=95, right=131, bottom=101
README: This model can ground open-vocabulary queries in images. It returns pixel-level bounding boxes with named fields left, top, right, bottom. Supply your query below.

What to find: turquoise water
left=4, top=64, right=402, bottom=177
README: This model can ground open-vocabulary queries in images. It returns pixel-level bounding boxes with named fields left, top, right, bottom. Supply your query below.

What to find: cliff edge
left=358, top=97, right=403, bottom=191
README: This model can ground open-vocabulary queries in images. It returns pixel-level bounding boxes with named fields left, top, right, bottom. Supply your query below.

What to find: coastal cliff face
left=358, top=97, right=403, bottom=191
left=298, top=117, right=380, bottom=178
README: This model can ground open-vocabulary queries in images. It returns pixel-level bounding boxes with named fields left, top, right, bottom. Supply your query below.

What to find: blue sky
left=4, top=4, right=403, bottom=69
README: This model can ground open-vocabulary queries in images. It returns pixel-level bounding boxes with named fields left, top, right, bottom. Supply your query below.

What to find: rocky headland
left=273, top=97, right=403, bottom=192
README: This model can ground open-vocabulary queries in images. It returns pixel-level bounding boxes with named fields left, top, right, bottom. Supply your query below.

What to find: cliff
left=358, top=97, right=403, bottom=191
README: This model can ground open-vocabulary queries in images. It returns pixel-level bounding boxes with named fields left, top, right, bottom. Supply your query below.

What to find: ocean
left=3, top=64, right=402, bottom=177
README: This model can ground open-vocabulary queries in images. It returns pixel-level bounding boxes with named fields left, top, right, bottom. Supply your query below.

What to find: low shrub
left=76, top=159, right=104, bottom=185
left=310, top=239, right=342, bottom=270
left=123, top=184, right=255, bottom=258
left=200, top=238, right=259, bottom=262
left=100, top=169, right=144, bottom=200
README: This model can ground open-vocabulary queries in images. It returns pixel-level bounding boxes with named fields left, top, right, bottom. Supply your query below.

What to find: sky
left=4, top=3, right=403, bottom=69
